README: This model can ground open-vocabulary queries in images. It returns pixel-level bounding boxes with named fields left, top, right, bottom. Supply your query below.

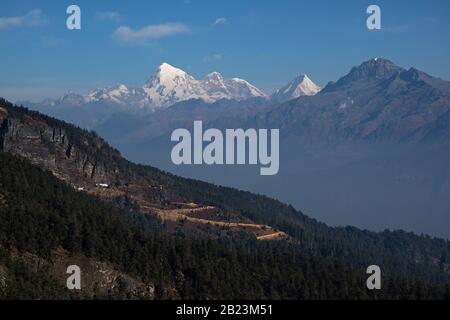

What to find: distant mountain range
left=98, top=58, right=450, bottom=147
left=251, top=58, right=450, bottom=144
left=20, top=62, right=320, bottom=114
left=13, top=57, right=450, bottom=238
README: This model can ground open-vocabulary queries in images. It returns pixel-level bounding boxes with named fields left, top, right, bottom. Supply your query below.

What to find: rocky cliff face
left=0, top=104, right=171, bottom=207
left=1, top=108, right=108, bottom=184
left=1, top=248, right=155, bottom=299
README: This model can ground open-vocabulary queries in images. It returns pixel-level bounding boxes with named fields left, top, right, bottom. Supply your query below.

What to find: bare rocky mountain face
left=2, top=248, right=155, bottom=299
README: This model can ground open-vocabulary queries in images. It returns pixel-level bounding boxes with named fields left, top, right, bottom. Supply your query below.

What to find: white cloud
left=213, top=17, right=228, bottom=26
left=96, top=11, right=123, bottom=22
left=113, top=23, right=190, bottom=44
left=0, top=9, right=47, bottom=30
left=204, top=53, right=222, bottom=62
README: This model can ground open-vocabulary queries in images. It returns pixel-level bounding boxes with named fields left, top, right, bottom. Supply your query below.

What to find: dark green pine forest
left=1, top=151, right=450, bottom=299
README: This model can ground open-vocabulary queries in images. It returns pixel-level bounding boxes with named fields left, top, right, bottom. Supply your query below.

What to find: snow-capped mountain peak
left=85, top=84, right=133, bottom=105
left=205, top=71, right=225, bottom=82
left=203, top=72, right=229, bottom=98
left=30, top=62, right=269, bottom=111
left=271, top=74, right=321, bottom=102
left=290, top=74, right=320, bottom=96
left=160, top=62, right=184, bottom=72
left=143, top=63, right=267, bottom=107
left=143, top=63, right=205, bottom=107
left=226, top=78, right=267, bottom=99
left=148, top=62, right=191, bottom=85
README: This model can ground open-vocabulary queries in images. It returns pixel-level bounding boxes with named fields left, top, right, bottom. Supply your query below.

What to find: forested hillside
left=1, top=152, right=449, bottom=299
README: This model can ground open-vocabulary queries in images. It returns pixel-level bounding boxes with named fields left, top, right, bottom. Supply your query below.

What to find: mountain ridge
left=22, top=62, right=268, bottom=111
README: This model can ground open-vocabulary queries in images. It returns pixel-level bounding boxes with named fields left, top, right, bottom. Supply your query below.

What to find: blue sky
left=1, top=0, right=449, bottom=101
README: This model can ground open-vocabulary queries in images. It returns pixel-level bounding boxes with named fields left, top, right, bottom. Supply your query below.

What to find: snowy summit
left=271, top=74, right=321, bottom=103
